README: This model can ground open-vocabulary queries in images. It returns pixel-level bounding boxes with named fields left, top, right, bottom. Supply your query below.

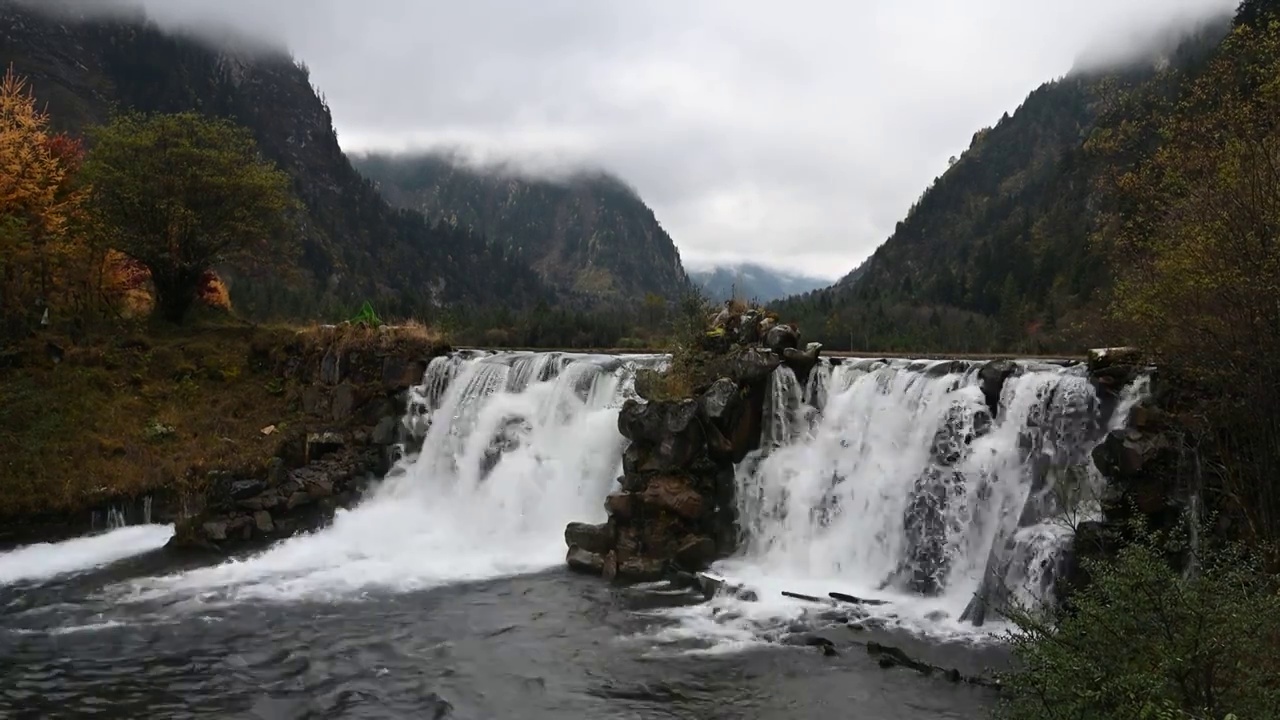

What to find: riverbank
left=0, top=318, right=448, bottom=547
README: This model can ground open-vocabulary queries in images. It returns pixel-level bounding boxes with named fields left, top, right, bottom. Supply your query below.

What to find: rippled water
left=0, top=547, right=998, bottom=719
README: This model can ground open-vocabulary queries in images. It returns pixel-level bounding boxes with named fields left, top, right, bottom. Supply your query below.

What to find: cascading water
left=123, top=351, right=664, bottom=603
left=714, top=357, right=1115, bottom=636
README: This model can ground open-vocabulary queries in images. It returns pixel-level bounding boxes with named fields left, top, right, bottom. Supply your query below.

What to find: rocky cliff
left=564, top=305, right=819, bottom=581
left=0, top=2, right=552, bottom=318
left=354, top=153, right=689, bottom=301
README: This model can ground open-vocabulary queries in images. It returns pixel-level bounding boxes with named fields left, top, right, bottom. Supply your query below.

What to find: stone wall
left=168, top=326, right=448, bottom=551
left=564, top=307, right=815, bottom=582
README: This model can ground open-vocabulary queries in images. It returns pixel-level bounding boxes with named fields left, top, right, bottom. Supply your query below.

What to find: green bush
left=997, top=524, right=1280, bottom=720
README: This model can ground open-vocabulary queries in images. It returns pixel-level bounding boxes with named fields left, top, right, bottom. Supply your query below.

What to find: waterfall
left=729, top=358, right=1111, bottom=627
left=122, top=351, right=665, bottom=602
left=106, top=350, right=1125, bottom=630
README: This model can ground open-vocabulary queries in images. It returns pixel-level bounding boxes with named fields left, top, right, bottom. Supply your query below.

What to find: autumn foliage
left=0, top=66, right=295, bottom=335
left=0, top=65, right=89, bottom=330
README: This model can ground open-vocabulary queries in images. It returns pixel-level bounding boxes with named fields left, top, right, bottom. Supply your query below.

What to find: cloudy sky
left=84, top=0, right=1237, bottom=279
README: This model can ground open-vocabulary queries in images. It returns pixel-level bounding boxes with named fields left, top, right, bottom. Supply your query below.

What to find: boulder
left=699, top=378, right=740, bottom=423
left=604, top=492, right=634, bottom=519
left=566, top=545, right=606, bottom=576
left=372, top=415, right=400, bottom=446
left=301, top=386, right=327, bottom=416
left=641, top=476, right=705, bottom=520
left=564, top=521, right=613, bottom=555
left=782, top=343, right=822, bottom=384
left=977, top=359, right=1018, bottom=417
left=229, top=479, right=266, bottom=501
left=202, top=520, right=228, bottom=541
left=674, top=535, right=718, bottom=570
left=612, top=554, right=667, bottom=583
left=253, top=510, right=274, bottom=534
left=617, top=399, right=699, bottom=445
left=724, top=347, right=781, bottom=385
left=763, top=324, right=800, bottom=354
left=320, top=348, right=343, bottom=385
left=332, top=382, right=358, bottom=422
left=1087, top=347, right=1144, bottom=373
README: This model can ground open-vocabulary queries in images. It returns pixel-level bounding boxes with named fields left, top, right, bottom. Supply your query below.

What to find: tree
left=1102, top=20, right=1280, bottom=544
left=0, top=65, right=87, bottom=331
left=82, top=112, right=295, bottom=323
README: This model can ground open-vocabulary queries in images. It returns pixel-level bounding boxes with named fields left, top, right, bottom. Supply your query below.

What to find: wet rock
left=866, top=642, right=932, bottom=674
left=763, top=324, right=800, bottom=354
left=641, top=476, right=705, bottom=520
left=978, top=359, right=1018, bottom=417
left=202, top=521, right=228, bottom=541
left=301, top=386, right=327, bottom=416
left=306, top=432, right=344, bottom=462
left=266, top=457, right=287, bottom=486
left=724, top=347, right=781, bottom=385
left=1087, top=347, right=1144, bottom=373
left=229, top=479, right=266, bottom=501
left=565, top=521, right=613, bottom=555
left=782, top=343, right=822, bottom=384
left=305, top=476, right=334, bottom=499
left=604, top=491, right=634, bottom=519
left=286, top=490, right=312, bottom=510
left=566, top=545, right=605, bottom=576
left=331, top=383, right=358, bottom=422
left=320, top=348, right=342, bottom=385
left=253, top=510, right=274, bottom=534
left=613, top=555, right=666, bottom=583
left=699, top=379, right=740, bottom=423
left=674, top=535, right=717, bottom=571
left=372, top=415, right=400, bottom=446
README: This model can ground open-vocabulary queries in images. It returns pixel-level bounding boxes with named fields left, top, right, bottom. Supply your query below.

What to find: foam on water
left=120, top=352, right=662, bottom=604
left=651, top=357, right=1114, bottom=645
left=0, top=524, right=174, bottom=585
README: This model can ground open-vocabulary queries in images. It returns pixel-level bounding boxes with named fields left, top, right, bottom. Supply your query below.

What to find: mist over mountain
left=688, top=263, right=830, bottom=304
left=354, top=152, right=689, bottom=300
left=774, top=9, right=1238, bottom=353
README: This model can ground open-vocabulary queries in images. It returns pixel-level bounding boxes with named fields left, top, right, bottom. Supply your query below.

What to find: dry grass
left=295, top=320, right=448, bottom=356
left=0, top=322, right=303, bottom=517
left=0, top=317, right=451, bottom=518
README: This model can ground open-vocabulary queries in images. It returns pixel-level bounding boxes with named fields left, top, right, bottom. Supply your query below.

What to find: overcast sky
left=81, top=0, right=1238, bottom=279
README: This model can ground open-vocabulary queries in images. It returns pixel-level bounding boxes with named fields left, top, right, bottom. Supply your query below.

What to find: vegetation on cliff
left=354, top=152, right=689, bottom=301
left=999, top=8, right=1280, bottom=719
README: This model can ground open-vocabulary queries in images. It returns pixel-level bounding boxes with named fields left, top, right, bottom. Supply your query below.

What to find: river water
left=1, top=350, right=1127, bottom=718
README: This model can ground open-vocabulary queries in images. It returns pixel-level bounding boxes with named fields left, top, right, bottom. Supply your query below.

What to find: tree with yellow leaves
left=0, top=64, right=87, bottom=332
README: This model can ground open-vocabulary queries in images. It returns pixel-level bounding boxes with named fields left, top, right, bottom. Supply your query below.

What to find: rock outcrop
left=168, top=325, right=448, bottom=552
left=565, top=305, right=817, bottom=582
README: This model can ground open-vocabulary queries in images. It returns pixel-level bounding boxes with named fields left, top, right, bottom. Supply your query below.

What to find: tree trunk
left=151, top=268, right=199, bottom=325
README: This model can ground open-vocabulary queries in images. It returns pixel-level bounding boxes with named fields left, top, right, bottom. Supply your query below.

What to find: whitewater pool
left=0, top=533, right=998, bottom=719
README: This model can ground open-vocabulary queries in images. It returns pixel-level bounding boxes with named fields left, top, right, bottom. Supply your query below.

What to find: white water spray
left=124, top=352, right=662, bottom=603
left=0, top=525, right=174, bottom=585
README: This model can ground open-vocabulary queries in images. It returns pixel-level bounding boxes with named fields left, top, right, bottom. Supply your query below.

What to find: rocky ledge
left=167, top=325, right=448, bottom=552
left=565, top=305, right=817, bottom=582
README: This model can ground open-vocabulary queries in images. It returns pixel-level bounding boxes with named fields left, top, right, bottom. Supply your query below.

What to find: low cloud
left=26, top=0, right=1240, bottom=279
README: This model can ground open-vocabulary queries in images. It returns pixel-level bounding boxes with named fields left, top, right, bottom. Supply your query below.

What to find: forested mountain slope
left=354, top=153, right=689, bottom=300
left=776, top=12, right=1238, bottom=353
left=1, top=1, right=552, bottom=319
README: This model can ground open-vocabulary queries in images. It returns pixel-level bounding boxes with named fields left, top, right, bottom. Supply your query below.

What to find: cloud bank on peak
left=39, top=0, right=1240, bottom=278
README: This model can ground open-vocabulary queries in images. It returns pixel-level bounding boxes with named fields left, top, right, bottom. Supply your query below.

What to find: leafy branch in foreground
left=996, top=519, right=1280, bottom=720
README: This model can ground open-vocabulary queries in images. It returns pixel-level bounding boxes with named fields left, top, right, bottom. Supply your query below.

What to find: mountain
left=0, top=1, right=552, bottom=319
left=774, top=11, right=1238, bottom=354
left=688, top=263, right=830, bottom=304
left=354, top=153, right=689, bottom=300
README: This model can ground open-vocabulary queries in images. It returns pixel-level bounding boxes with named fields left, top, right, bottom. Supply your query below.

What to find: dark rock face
left=763, top=324, right=800, bottom=354
left=978, top=359, right=1018, bottom=417
left=569, top=330, right=788, bottom=581
left=565, top=522, right=613, bottom=555
left=782, top=343, right=822, bottom=385
left=566, top=546, right=606, bottom=575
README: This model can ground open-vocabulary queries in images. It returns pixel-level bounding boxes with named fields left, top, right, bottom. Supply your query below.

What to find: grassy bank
left=0, top=316, right=447, bottom=521
left=0, top=319, right=301, bottom=518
